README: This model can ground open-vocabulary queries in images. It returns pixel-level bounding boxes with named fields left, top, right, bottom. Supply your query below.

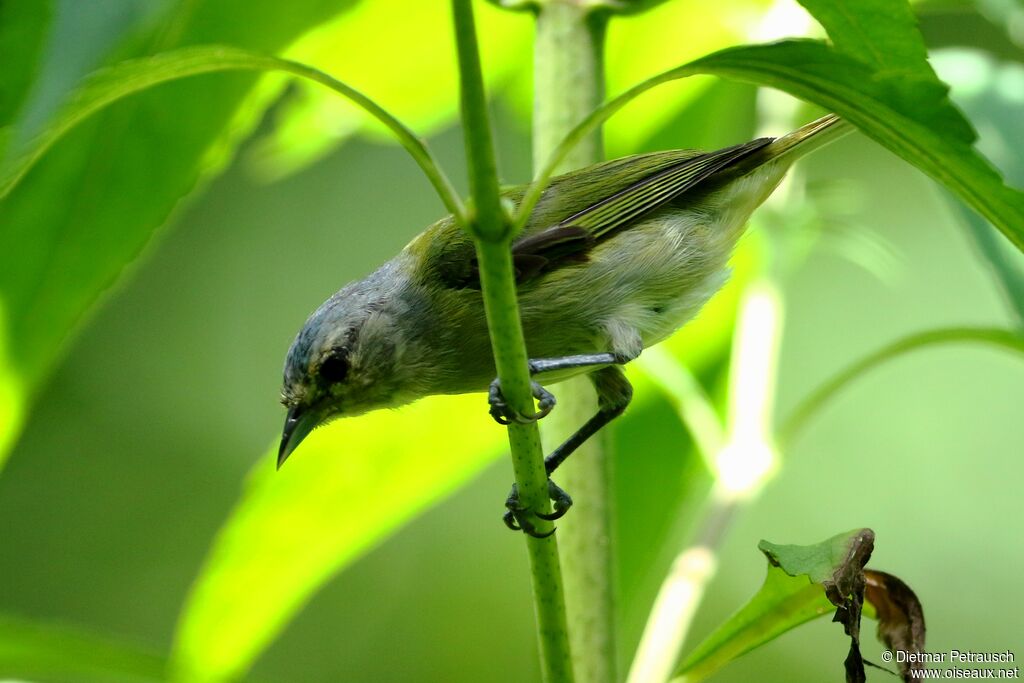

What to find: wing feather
left=434, top=138, right=773, bottom=289
left=554, top=138, right=772, bottom=238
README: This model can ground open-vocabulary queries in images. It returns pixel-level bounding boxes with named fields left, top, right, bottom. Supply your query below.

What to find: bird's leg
left=487, top=351, right=630, bottom=424
left=490, top=354, right=635, bottom=537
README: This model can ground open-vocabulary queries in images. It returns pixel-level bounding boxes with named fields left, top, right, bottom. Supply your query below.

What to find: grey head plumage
left=278, top=256, right=422, bottom=467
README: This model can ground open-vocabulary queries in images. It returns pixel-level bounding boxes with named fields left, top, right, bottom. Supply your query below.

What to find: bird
left=278, top=113, right=851, bottom=536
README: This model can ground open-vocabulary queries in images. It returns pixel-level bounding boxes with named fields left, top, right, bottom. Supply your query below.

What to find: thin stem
left=533, top=3, right=607, bottom=169
left=778, top=326, right=1024, bottom=450
left=450, top=2, right=574, bottom=681
left=636, top=347, right=726, bottom=463
left=627, top=282, right=784, bottom=683
left=532, top=4, right=614, bottom=683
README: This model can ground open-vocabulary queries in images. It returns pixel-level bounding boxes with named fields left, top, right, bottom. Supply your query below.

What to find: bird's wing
left=430, top=138, right=772, bottom=289
left=509, top=137, right=772, bottom=283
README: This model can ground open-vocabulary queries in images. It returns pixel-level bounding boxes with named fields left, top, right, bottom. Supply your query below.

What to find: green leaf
left=799, top=0, right=935, bottom=76
left=171, top=394, right=503, bottom=683
left=688, top=41, right=1024, bottom=251
left=672, top=555, right=834, bottom=681
left=758, top=529, right=874, bottom=601
left=673, top=529, right=874, bottom=682
left=779, top=327, right=1024, bottom=448
left=252, top=0, right=766, bottom=180
left=249, top=0, right=532, bottom=180
left=0, top=45, right=461, bottom=216
left=523, top=39, right=1024, bottom=254
left=798, top=0, right=976, bottom=141
left=0, top=30, right=463, bottom=468
left=0, top=614, right=165, bottom=683
left=0, top=0, right=354, bottom=467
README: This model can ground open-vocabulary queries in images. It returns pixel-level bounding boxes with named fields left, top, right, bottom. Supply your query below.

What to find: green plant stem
left=450, top=2, right=574, bottom=681
left=779, top=326, right=1024, bottom=450
left=533, top=2, right=607, bottom=169
left=628, top=280, right=784, bottom=683
left=532, top=4, right=614, bottom=683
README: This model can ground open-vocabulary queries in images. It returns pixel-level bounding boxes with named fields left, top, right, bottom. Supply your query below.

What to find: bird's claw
left=502, top=480, right=574, bottom=537
left=488, top=378, right=556, bottom=425
left=535, top=480, right=573, bottom=521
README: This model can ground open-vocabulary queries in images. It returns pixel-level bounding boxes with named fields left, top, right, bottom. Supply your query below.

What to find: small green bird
left=279, top=113, right=851, bottom=536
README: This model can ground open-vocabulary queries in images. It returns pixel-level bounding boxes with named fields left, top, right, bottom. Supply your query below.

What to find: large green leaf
left=522, top=38, right=1024, bottom=255
left=800, top=0, right=938, bottom=77
left=672, top=568, right=831, bottom=682
left=250, top=0, right=775, bottom=179
left=0, top=0, right=355, bottom=466
left=759, top=0, right=1022, bottom=244
left=170, top=394, right=504, bottom=683
left=0, top=614, right=165, bottom=683
left=794, top=0, right=1024, bottom=320
left=673, top=530, right=928, bottom=682
left=0, top=46, right=461, bottom=216
left=249, top=0, right=532, bottom=180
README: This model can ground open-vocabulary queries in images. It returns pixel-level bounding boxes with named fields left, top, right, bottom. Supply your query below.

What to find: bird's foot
left=488, top=378, right=556, bottom=425
left=502, top=480, right=573, bottom=538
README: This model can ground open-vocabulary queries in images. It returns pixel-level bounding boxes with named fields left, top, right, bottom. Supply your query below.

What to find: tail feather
left=759, top=113, right=853, bottom=165
left=726, top=114, right=852, bottom=178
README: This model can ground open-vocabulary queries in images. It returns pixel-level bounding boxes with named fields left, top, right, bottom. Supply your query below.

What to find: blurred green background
left=1, top=1, right=1022, bottom=682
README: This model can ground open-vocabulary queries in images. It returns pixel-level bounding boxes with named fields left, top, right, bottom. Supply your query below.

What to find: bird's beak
left=278, top=405, right=320, bottom=469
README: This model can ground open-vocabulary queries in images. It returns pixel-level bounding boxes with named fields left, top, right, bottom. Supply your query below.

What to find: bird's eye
left=318, top=349, right=350, bottom=384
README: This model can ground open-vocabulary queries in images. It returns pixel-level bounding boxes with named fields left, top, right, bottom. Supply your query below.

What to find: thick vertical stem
left=533, top=2, right=607, bottom=167
left=451, top=2, right=575, bottom=681
left=532, top=4, right=615, bottom=683
left=476, top=241, right=576, bottom=683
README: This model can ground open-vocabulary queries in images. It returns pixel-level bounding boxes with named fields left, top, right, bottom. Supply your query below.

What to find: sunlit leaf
left=251, top=0, right=780, bottom=179
left=0, top=0, right=460, bottom=467
left=0, top=614, right=165, bottom=683
left=249, top=0, right=532, bottom=180
left=603, top=0, right=769, bottom=156
left=0, top=46, right=461, bottom=218
left=0, top=0, right=357, bottom=467
left=672, top=573, right=828, bottom=682
left=171, top=394, right=504, bottom=683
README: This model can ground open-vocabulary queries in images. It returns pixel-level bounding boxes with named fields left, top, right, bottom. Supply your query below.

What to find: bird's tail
left=761, top=113, right=853, bottom=165
left=728, top=113, right=853, bottom=177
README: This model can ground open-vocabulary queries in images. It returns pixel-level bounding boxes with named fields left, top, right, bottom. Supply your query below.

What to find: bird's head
left=277, top=263, right=414, bottom=467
